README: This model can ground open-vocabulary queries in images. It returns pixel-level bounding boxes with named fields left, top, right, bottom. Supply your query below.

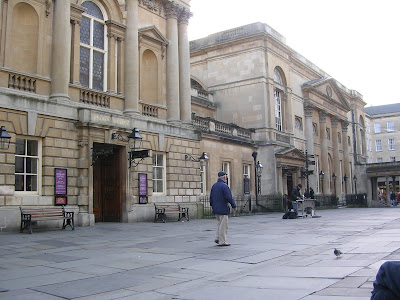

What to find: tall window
left=221, top=162, right=230, bottom=187
left=388, top=138, right=395, bottom=151
left=80, top=1, right=107, bottom=91
left=274, top=89, right=282, bottom=131
left=15, top=138, right=40, bottom=192
left=377, top=158, right=383, bottom=163
left=243, top=164, right=250, bottom=179
left=326, top=128, right=330, bottom=140
left=390, top=157, right=396, bottom=162
left=273, top=68, right=284, bottom=132
left=387, top=122, right=395, bottom=132
left=376, top=140, right=382, bottom=152
left=152, top=153, right=165, bottom=194
left=374, top=123, right=381, bottom=133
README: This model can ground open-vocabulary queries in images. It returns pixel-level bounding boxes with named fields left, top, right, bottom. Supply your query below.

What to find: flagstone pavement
left=1, top=207, right=400, bottom=300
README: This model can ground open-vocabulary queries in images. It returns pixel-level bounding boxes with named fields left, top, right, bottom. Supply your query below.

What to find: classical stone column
left=117, top=37, right=124, bottom=94
left=319, top=110, right=329, bottom=194
left=331, top=117, right=340, bottom=195
left=165, top=1, right=181, bottom=123
left=178, top=8, right=192, bottom=124
left=107, top=32, right=116, bottom=93
left=70, top=4, right=85, bottom=85
left=124, top=0, right=140, bottom=115
left=304, top=101, right=316, bottom=191
left=342, top=121, right=350, bottom=194
left=50, top=0, right=71, bottom=101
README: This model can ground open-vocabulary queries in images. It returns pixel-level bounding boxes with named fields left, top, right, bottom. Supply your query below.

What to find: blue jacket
left=210, top=178, right=236, bottom=215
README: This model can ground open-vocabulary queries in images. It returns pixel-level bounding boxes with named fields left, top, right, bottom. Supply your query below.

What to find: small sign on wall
left=55, top=168, right=67, bottom=205
left=139, top=173, right=148, bottom=204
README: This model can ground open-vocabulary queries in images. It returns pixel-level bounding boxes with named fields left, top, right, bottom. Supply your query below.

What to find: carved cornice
left=178, top=7, right=192, bottom=24
left=341, top=120, right=349, bottom=132
left=331, top=116, right=338, bottom=128
left=71, top=3, right=86, bottom=23
left=304, top=102, right=314, bottom=117
left=138, top=0, right=164, bottom=15
left=164, top=1, right=181, bottom=19
left=319, top=110, right=327, bottom=123
left=106, top=20, right=127, bottom=40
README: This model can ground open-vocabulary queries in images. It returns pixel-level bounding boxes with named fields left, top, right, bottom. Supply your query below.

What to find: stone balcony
left=192, top=113, right=254, bottom=144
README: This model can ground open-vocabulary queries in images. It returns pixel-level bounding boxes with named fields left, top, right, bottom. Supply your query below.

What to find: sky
left=188, top=0, right=400, bottom=107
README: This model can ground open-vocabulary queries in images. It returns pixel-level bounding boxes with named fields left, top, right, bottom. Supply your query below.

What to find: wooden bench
left=154, top=204, right=189, bottom=223
left=20, top=206, right=74, bottom=234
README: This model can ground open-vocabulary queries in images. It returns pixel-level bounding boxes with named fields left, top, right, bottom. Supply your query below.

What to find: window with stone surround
left=80, top=1, right=108, bottom=91
left=152, top=153, right=165, bottom=194
left=387, top=122, right=395, bottom=132
left=15, top=138, right=41, bottom=193
left=313, top=123, right=318, bottom=136
left=221, top=162, right=231, bottom=188
left=338, top=132, right=341, bottom=144
left=376, top=140, right=382, bottom=152
left=326, top=128, right=330, bottom=140
left=377, top=157, right=383, bottom=163
left=273, top=68, right=285, bottom=132
left=388, top=138, right=395, bottom=151
left=374, top=123, right=381, bottom=133
left=390, top=157, right=396, bottom=162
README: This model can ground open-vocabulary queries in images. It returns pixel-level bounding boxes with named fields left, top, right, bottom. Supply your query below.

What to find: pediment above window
left=139, top=25, right=169, bottom=47
left=302, top=77, right=351, bottom=113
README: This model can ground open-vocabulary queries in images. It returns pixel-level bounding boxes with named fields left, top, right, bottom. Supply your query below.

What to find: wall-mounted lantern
left=185, top=152, right=209, bottom=167
left=0, top=126, right=11, bottom=150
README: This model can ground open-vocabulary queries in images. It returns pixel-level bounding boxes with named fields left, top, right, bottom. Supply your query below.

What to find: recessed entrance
left=93, top=143, right=122, bottom=222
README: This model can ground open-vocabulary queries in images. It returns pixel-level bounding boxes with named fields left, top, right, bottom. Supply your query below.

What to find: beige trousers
left=215, top=214, right=228, bottom=244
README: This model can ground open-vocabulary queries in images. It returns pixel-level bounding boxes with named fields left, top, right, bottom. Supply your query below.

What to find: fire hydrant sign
left=55, top=168, right=67, bottom=205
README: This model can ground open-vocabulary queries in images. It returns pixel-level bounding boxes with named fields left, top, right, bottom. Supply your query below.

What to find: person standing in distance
left=210, top=171, right=237, bottom=246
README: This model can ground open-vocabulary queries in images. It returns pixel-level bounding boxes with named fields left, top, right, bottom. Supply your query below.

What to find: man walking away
left=210, top=171, right=237, bottom=246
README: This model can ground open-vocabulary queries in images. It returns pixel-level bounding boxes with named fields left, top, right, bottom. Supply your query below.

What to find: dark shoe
left=218, top=243, right=230, bottom=246
left=214, top=239, right=219, bottom=244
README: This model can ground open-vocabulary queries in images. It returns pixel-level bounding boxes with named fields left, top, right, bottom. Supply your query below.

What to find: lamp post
left=319, top=170, right=324, bottom=195
left=256, top=161, right=263, bottom=196
left=332, top=173, right=337, bottom=196
left=353, top=175, right=357, bottom=195
left=0, top=126, right=11, bottom=150
left=344, top=174, right=348, bottom=194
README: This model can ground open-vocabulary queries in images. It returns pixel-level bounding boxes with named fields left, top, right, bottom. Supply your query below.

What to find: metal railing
left=199, top=194, right=283, bottom=218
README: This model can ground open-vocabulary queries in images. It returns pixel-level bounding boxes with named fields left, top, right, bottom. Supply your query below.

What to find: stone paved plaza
left=1, top=207, right=400, bottom=299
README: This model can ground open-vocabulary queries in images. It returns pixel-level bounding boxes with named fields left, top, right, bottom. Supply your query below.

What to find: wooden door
left=93, top=145, right=121, bottom=222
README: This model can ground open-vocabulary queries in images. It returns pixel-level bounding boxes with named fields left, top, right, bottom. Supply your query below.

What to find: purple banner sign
left=55, top=168, right=67, bottom=195
left=139, top=173, right=147, bottom=196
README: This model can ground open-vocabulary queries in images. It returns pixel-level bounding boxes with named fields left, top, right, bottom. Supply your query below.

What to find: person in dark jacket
left=210, top=171, right=237, bottom=246
left=288, top=184, right=302, bottom=211
left=371, top=261, right=400, bottom=299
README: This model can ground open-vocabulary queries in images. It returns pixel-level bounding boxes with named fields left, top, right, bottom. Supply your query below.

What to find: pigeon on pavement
left=334, top=248, right=342, bottom=257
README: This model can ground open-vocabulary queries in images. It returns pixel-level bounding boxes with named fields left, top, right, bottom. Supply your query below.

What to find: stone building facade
left=190, top=23, right=368, bottom=201
left=0, top=0, right=220, bottom=231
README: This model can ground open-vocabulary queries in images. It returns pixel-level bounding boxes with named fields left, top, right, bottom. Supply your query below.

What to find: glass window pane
left=92, top=51, right=104, bottom=91
left=154, top=167, right=162, bottom=179
left=82, top=1, right=104, bottom=20
left=80, top=17, right=90, bottom=45
left=15, top=139, right=25, bottom=155
left=26, top=157, right=37, bottom=174
left=157, top=180, right=163, bottom=193
left=80, top=47, right=90, bottom=88
left=26, top=175, right=37, bottom=191
left=27, top=140, right=38, bottom=156
left=15, top=175, right=24, bottom=191
left=93, top=21, right=104, bottom=49
left=157, top=154, right=163, bottom=166
left=15, top=157, right=24, bottom=173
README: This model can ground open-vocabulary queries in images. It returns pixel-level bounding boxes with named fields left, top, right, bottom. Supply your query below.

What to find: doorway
left=93, top=143, right=122, bottom=222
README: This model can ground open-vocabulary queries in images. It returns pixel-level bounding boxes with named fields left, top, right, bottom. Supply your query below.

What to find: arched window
left=10, top=3, right=39, bottom=74
left=273, top=68, right=285, bottom=132
left=80, top=1, right=107, bottom=91
left=141, top=50, right=158, bottom=103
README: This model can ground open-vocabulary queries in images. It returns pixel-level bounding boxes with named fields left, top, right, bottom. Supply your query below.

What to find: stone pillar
left=319, top=110, right=329, bottom=194
left=342, top=121, right=350, bottom=194
left=124, top=0, right=140, bottom=115
left=107, top=32, right=116, bottom=93
left=304, top=102, right=316, bottom=191
left=178, top=8, right=192, bottom=124
left=165, top=1, right=181, bottom=123
left=386, top=176, right=390, bottom=204
left=117, top=37, right=124, bottom=94
left=70, top=4, right=85, bottom=85
left=331, top=117, right=340, bottom=196
left=50, top=0, right=71, bottom=101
